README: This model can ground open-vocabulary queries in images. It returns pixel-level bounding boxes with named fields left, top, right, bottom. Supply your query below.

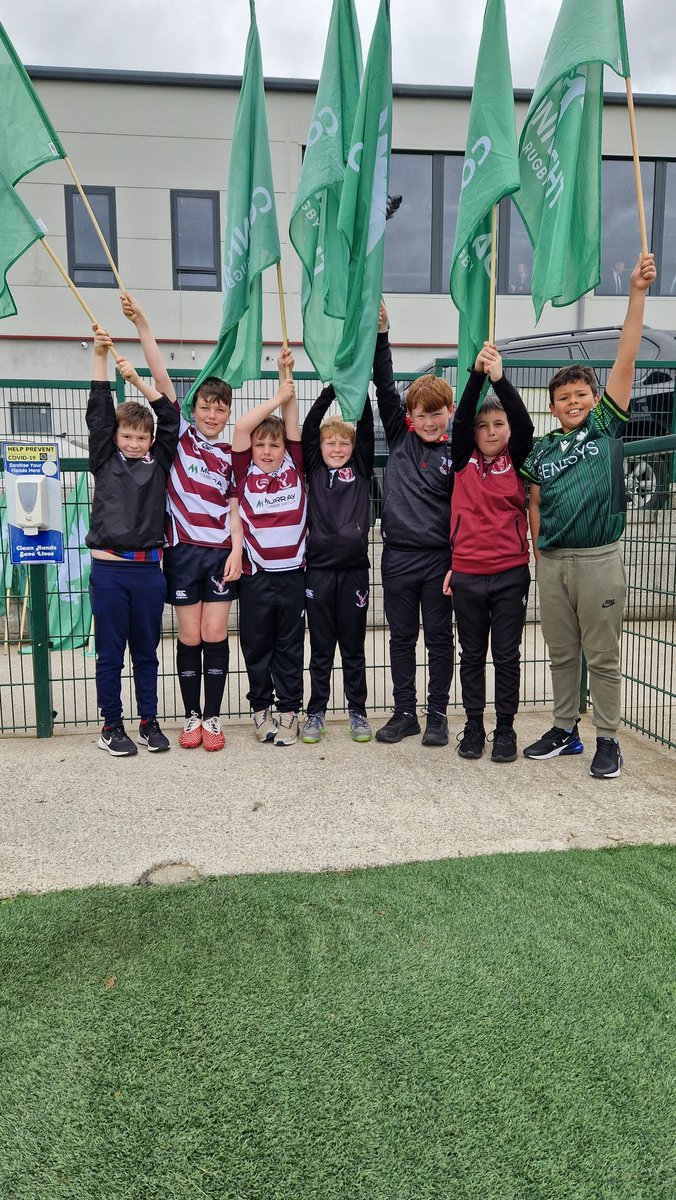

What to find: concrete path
left=1, top=712, right=674, bottom=897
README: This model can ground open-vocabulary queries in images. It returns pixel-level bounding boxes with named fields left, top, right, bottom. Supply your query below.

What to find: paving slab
left=1, top=712, right=674, bottom=897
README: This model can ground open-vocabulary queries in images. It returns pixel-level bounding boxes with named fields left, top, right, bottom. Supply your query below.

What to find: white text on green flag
left=332, top=0, right=391, bottom=422
left=289, top=0, right=362, bottom=382
left=514, top=0, right=630, bottom=320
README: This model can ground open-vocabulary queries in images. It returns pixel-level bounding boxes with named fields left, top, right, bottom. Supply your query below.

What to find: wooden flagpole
left=276, top=262, right=291, bottom=379
left=488, top=204, right=498, bottom=345
left=63, top=157, right=126, bottom=293
left=625, top=78, right=648, bottom=254
left=39, top=238, right=120, bottom=359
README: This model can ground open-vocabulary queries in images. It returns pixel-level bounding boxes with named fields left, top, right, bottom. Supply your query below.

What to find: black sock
left=177, top=640, right=202, bottom=717
left=496, top=714, right=514, bottom=730
left=202, top=638, right=229, bottom=720
left=467, top=712, right=485, bottom=730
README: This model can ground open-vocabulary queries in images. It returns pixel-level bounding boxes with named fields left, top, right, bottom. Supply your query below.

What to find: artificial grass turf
left=0, top=846, right=674, bottom=1200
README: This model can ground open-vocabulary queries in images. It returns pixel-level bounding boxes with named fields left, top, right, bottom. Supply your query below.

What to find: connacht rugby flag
left=289, top=0, right=362, bottom=382
left=0, top=167, right=44, bottom=319
left=449, top=0, right=519, bottom=388
left=0, top=21, right=66, bottom=185
left=183, top=0, right=280, bottom=414
left=332, top=0, right=392, bottom=421
left=514, top=0, right=630, bottom=320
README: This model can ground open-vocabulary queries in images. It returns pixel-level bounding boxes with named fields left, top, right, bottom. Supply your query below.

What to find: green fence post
left=29, top=564, right=54, bottom=738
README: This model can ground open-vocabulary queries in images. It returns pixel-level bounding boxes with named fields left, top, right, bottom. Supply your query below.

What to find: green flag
left=0, top=166, right=44, bottom=319
left=182, top=0, right=280, bottom=415
left=514, top=0, right=630, bottom=320
left=289, top=0, right=362, bottom=382
left=332, top=0, right=392, bottom=421
left=449, top=0, right=519, bottom=389
left=0, top=21, right=66, bottom=185
left=46, top=474, right=92, bottom=651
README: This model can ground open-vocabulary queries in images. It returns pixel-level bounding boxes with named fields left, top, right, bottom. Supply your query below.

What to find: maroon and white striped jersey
left=232, top=441, right=307, bottom=575
left=165, top=414, right=236, bottom=547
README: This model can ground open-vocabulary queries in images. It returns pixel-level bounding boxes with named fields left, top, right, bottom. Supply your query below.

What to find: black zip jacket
left=373, top=332, right=453, bottom=551
left=85, top=381, right=179, bottom=553
left=301, top=383, right=374, bottom=570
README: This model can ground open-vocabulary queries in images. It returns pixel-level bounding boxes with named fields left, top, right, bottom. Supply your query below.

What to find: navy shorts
left=164, top=543, right=239, bottom=606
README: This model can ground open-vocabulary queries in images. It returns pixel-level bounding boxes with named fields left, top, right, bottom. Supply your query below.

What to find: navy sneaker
left=523, top=721, right=583, bottom=760
left=138, top=717, right=170, bottom=752
left=98, top=721, right=138, bottom=757
left=375, top=710, right=421, bottom=744
left=589, top=737, right=623, bottom=778
left=457, top=720, right=485, bottom=759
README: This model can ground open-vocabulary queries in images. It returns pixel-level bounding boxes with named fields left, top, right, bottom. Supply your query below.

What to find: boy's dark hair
left=548, top=364, right=598, bottom=403
left=115, top=401, right=154, bottom=436
left=474, top=395, right=507, bottom=424
left=405, top=374, right=454, bottom=415
left=193, top=376, right=233, bottom=409
left=252, top=415, right=285, bottom=442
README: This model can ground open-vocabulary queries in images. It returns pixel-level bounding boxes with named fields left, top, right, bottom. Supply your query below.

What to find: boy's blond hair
left=405, top=375, right=454, bottom=415
left=319, top=415, right=356, bottom=445
left=115, top=400, right=154, bottom=436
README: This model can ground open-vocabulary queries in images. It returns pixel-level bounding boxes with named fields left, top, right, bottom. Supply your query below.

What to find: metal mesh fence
left=1, top=361, right=674, bottom=747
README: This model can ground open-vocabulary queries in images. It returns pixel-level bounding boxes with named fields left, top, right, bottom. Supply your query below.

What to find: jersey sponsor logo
left=538, top=440, right=599, bottom=480
left=337, top=466, right=355, bottom=482
left=355, top=589, right=369, bottom=608
left=251, top=467, right=296, bottom=492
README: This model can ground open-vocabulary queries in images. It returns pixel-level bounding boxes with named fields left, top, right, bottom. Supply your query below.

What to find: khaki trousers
left=537, top=542, right=626, bottom=737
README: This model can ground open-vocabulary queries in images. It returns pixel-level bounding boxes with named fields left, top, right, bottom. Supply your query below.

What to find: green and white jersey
left=520, top=393, right=629, bottom=551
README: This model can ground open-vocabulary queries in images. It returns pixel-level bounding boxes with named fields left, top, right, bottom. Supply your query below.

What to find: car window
left=501, top=344, right=575, bottom=360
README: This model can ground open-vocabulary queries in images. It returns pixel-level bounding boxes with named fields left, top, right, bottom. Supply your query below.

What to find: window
left=384, top=152, right=463, bottom=294
left=596, top=159, right=655, bottom=295
left=64, top=186, right=118, bottom=287
left=170, top=191, right=221, bottom=291
left=10, top=402, right=53, bottom=437
left=659, top=162, right=676, bottom=296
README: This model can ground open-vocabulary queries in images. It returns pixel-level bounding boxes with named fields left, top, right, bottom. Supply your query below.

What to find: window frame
left=170, top=189, right=221, bottom=292
left=64, top=185, right=118, bottom=289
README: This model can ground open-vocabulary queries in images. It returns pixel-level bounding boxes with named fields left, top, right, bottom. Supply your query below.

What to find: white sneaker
left=253, top=709, right=277, bottom=743
left=274, top=711, right=299, bottom=746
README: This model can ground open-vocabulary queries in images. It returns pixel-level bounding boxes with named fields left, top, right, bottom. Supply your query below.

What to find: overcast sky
left=6, top=0, right=676, bottom=95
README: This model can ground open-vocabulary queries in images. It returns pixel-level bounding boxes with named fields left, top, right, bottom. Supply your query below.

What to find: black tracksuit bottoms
left=238, top=568, right=305, bottom=714
left=451, top=564, right=531, bottom=723
left=382, top=548, right=453, bottom=714
left=305, top=565, right=369, bottom=716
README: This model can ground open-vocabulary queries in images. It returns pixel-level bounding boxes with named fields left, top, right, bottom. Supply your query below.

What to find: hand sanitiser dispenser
left=12, top=474, right=49, bottom=535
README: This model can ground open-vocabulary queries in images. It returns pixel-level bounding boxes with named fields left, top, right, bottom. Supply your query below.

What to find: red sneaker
left=179, top=711, right=202, bottom=749
left=202, top=715, right=225, bottom=752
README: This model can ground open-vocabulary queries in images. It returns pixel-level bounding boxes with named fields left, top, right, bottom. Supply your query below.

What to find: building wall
left=2, top=70, right=675, bottom=381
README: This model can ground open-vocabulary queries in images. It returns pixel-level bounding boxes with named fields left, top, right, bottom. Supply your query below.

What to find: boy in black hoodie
left=300, top=347, right=375, bottom=744
left=374, top=305, right=455, bottom=747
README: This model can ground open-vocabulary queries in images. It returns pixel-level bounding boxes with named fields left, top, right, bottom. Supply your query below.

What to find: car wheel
left=623, top=454, right=669, bottom=512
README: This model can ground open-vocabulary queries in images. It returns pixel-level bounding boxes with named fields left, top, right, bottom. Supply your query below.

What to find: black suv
left=496, top=325, right=676, bottom=510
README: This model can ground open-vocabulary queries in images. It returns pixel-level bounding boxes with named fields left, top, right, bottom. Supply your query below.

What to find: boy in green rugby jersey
left=521, top=252, right=656, bottom=779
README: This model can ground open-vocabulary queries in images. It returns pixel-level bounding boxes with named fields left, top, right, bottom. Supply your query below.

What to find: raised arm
left=301, top=383, right=336, bottom=479
left=451, top=345, right=489, bottom=469
left=115, top=357, right=163, bottom=405
left=279, top=348, right=301, bottom=442
left=605, top=253, right=656, bottom=411
left=372, top=303, right=406, bottom=447
left=87, top=326, right=117, bottom=473
left=232, top=378, right=296, bottom=452
left=121, top=293, right=176, bottom=405
left=481, top=345, right=534, bottom=471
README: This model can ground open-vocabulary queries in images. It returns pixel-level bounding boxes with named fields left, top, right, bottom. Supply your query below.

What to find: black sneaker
left=138, top=717, right=171, bottom=753
left=523, top=722, right=583, bottom=760
left=589, top=737, right=623, bottom=778
left=457, top=720, right=485, bottom=759
left=98, top=721, right=138, bottom=757
left=422, top=711, right=449, bottom=747
left=491, top=725, right=517, bottom=763
left=375, top=710, right=421, bottom=744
